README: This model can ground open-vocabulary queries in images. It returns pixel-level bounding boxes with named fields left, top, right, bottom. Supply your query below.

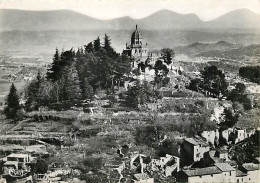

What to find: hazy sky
left=0, top=0, right=260, bottom=21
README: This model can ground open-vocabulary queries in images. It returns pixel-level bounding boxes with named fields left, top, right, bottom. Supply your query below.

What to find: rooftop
left=215, top=163, right=236, bottom=172
left=242, top=163, right=259, bottom=171
left=183, top=166, right=221, bottom=177
left=236, top=169, right=247, bottom=177
left=185, top=137, right=208, bottom=147
left=7, top=153, right=29, bottom=158
left=216, top=148, right=228, bottom=154
left=4, top=161, right=19, bottom=166
left=133, top=173, right=150, bottom=180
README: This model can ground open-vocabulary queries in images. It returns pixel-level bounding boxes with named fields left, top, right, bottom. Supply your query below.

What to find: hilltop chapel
left=123, top=25, right=161, bottom=71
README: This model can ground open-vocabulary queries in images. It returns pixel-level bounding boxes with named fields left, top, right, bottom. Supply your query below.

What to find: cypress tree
left=4, top=83, right=20, bottom=119
left=94, top=37, right=101, bottom=51
left=82, top=78, right=94, bottom=100
left=47, top=48, right=61, bottom=81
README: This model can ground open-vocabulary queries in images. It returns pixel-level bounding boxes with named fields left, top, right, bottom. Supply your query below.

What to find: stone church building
left=123, top=25, right=161, bottom=70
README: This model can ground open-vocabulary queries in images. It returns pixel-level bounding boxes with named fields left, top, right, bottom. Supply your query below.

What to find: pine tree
left=47, top=48, right=61, bottom=81
left=62, top=65, right=82, bottom=102
left=94, top=37, right=101, bottom=51
left=161, top=48, right=174, bottom=65
left=4, top=83, right=20, bottom=119
left=103, top=34, right=111, bottom=52
left=85, top=42, right=94, bottom=53
left=82, top=78, right=94, bottom=100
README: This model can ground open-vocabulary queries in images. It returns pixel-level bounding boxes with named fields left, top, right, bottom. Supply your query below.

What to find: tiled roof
left=183, top=166, right=221, bottom=177
left=133, top=173, right=150, bottom=180
left=7, top=153, right=29, bottom=158
left=215, top=163, right=236, bottom=172
left=216, top=148, right=228, bottom=153
left=185, top=137, right=208, bottom=147
left=242, top=163, right=259, bottom=171
left=3, top=161, right=19, bottom=166
left=236, top=169, right=247, bottom=177
left=225, top=160, right=238, bottom=167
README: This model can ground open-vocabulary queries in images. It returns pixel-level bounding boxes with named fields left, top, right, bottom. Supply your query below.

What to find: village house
left=178, top=163, right=236, bottom=183
left=234, top=128, right=256, bottom=144
left=2, top=153, right=33, bottom=176
left=200, top=129, right=219, bottom=147
left=237, top=163, right=260, bottom=182
left=150, top=154, right=180, bottom=177
left=132, top=173, right=154, bottom=183
left=215, top=148, right=229, bottom=161
left=182, top=136, right=210, bottom=163
left=130, top=154, right=147, bottom=173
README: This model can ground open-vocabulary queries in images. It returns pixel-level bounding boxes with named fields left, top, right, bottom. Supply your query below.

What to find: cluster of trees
left=219, top=83, right=252, bottom=129
left=188, top=65, right=228, bottom=99
left=239, top=66, right=260, bottom=84
left=153, top=48, right=174, bottom=88
left=23, top=35, right=131, bottom=111
left=227, top=83, right=252, bottom=110
left=125, top=80, right=161, bottom=108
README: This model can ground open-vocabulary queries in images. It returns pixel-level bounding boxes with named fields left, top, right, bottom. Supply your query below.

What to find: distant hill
left=203, top=9, right=260, bottom=29
left=196, top=44, right=260, bottom=60
left=0, top=8, right=260, bottom=31
left=174, top=41, right=242, bottom=56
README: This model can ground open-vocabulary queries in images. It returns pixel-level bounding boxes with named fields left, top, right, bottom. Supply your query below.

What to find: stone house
left=182, top=137, right=210, bottom=162
left=132, top=173, right=154, bottom=183
left=2, top=153, right=32, bottom=175
left=150, top=154, right=180, bottom=177
left=200, top=129, right=219, bottom=147
left=237, top=163, right=260, bottom=182
left=178, top=163, right=236, bottom=183
left=234, top=128, right=255, bottom=144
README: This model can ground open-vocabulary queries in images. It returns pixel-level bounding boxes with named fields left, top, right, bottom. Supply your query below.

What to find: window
left=230, top=172, right=231, bottom=176
left=237, top=179, right=239, bottom=182
left=249, top=178, right=250, bottom=181
left=211, top=174, right=213, bottom=177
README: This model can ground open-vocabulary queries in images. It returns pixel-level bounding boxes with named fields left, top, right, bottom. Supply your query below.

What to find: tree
left=61, top=65, right=82, bottom=102
left=135, top=125, right=165, bottom=148
left=31, top=159, right=48, bottom=174
left=161, top=48, right=174, bottom=65
left=154, top=60, right=169, bottom=88
left=47, top=48, right=61, bottom=81
left=200, top=65, right=228, bottom=99
left=25, top=71, right=46, bottom=111
left=103, top=34, right=112, bottom=52
left=94, top=36, right=101, bottom=51
left=85, top=42, right=94, bottom=53
left=157, top=139, right=179, bottom=157
left=125, top=80, right=160, bottom=108
left=4, top=83, right=20, bottom=119
left=82, top=78, right=94, bottom=100
left=239, top=66, right=260, bottom=84
left=228, top=83, right=252, bottom=110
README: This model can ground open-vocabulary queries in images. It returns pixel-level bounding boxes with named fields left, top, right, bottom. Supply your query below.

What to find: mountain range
left=0, top=8, right=260, bottom=31
left=174, top=41, right=260, bottom=61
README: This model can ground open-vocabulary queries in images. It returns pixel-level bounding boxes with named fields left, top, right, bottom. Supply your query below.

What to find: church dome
left=131, top=27, right=142, bottom=40
left=131, top=25, right=142, bottom=45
